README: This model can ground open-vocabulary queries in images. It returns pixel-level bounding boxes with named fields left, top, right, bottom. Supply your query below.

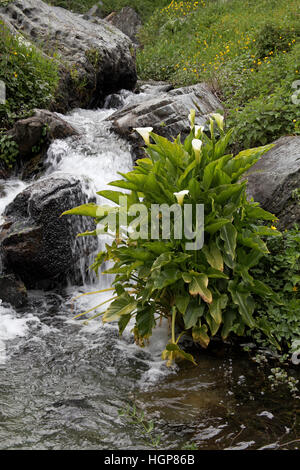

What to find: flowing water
left=0, top=92, right=300, bottom=450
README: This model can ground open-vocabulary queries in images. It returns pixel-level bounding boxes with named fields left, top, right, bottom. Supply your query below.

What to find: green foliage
left=46, top=0, right=170, bottom=21
left=64, top=112, right=282, bottom=365
left=137, top=0, right=300, bottom=149
left=250, top=227, right=300, bottom=353
left=0, top=132, right=19, bottom=167
left=0, top=21, right=59, bottom=129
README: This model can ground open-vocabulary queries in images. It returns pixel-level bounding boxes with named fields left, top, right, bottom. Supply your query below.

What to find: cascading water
left=0, top=92, right=299, bottom=450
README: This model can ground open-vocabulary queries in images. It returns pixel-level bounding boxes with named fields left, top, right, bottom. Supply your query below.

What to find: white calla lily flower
left=133, top=127, right=153, bottom=145
left=192, top=139, right=203, bottom=164
left=174, top=190, right=189, bottom=206
left=210, top=113, right=224, bottom=131
left=194, top=125, right=204, bottom=138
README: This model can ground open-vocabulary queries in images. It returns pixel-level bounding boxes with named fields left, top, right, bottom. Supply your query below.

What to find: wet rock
left=7, top=109, right=78, bottom=159
left=106, top=83, right=222, bottom=158
left=0, top=0, right=137, bottom=110
left=0, top=160, right=9, bottom=180
left=245, top=136, right=300, bottom=230
left=0, top=176, right=97, bottom=289
left=105, top=7, right=142, bottom=44
left=0, top=274, right=27, bottom=308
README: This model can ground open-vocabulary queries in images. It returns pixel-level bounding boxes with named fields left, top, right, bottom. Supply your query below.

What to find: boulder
left=7, top=109, right=78, bottom=159
left=105, top=7, right=142, bottom=44
left=0, top=274, right=27, bottom=308
left=0, top=0, right=137, bottom=110
left=106, top=83, right=222, bottom=157
left=0, top=176, right=97, bottom=289
left=245, top=136, right=300, bottom=229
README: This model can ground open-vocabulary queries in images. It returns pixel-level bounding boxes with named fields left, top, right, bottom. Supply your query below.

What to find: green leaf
left=192, top=325, right=210, bottom=348
left=118, top=314, right=132, bottom=335
left=151, top=252, right=172, bottom=271
left=202, top=241, right=224, bottom=271
left=228, top=282, right=255, bottom=327
left=136, top=305, right=156, bottom=338
left=220, top=223, right=237, bottom=259
left=162, top=343, right=197, bottom=366
left=175, top=295, right=190, bottom=315
left=245, top=205, right=276, bottom=221
left=103, top=293, right=137, bottom=323
left=184, top=301, right=204, bottom=329
left=221, top=310, right=236, bottom=340
left=62, top=203, right=112, bottom=218
left=189, top=274, right=213, bottom=304
left=152, top=268, right=182, bottom=290
left=205, top=218, right=231, bottom=235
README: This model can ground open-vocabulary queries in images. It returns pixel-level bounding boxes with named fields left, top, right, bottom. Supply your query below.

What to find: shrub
left=0, top=21, right=59, bottom=129
left=251, top=227, right=300, bottom=353
left=64, top=112, right=283, bottom=365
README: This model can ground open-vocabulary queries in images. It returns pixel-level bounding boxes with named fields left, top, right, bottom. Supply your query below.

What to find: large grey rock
left=245, top=136, right=300, bottom=229
left=106, top=83, right=222, bottom=156
left=7, top=109, right=78, bottom=158
left=0, top=176, right=97, bottom=289
left=105, top=7, right=142, bottom=44
left=0, top=0, right=137, bottom=110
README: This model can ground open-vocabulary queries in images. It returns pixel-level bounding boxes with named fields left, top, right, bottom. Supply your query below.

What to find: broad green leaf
left=143, top=241, right=173, bottom=254
left=220, top=223, right=237, bottom=259
left=202, top=241, right=224, bottom=271
left=118, top=314, right=132, bottom=335
left=136, top=306, right=156, bottom=338
left=228, top=282, right=255, bottom=327
left=152, top=268, right=182, bottom=290
left=62, top=203, right=113, bottom=218
left=151, top=252, right=172, bottom=271
left=184, top=302, right=204, bottom=329
left=103, top=293, right=137, bottom=323
left=162, top=343, right=197, bottom=366
left=245, top=205, right=277, bottom=221
left=175, top=295, right=190, bottom=315
left=192, top=325, right=210, bottom=348
left=221, top=310, right=236, bottom=340
left=209, top=296, right=224, bottom=325
left=205, top=218, right=231, bottom=235
left=189, top=274, right=213, bottom=304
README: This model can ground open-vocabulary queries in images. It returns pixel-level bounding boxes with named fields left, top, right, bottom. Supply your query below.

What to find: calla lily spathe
left=133, top=127, right=153, bottom=145
left=174, top=190, right=189, bottom=205
left=192, top=139, right=203, bottom=164
left=194, top=125, right=204, bottom=138
left=210, top=113, right=224, bottom=131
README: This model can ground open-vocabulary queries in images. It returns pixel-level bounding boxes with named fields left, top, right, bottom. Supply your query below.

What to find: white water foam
left=0, top=179, right=28, bottom=224
left=0, top=302, right=35, bottom=364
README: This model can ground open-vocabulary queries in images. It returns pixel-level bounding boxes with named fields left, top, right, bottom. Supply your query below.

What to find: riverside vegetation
left=1, top=0, right=299, bottom=365
left=63, top=113, right=299, bottom=367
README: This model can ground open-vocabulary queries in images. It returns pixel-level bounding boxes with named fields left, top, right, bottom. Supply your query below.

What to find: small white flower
left=194, top=125, right=204, bottom=138
left=188, top=109, right=196, bottom=129
left=174, top=190, right=189, bottom=205
left=192, top=139, right=203, bottom=163
left=133, top=127, right=153, bottom=145
left=192, top=139, right=203, bottom=152
left=210, top=113, right=224, bottom=131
